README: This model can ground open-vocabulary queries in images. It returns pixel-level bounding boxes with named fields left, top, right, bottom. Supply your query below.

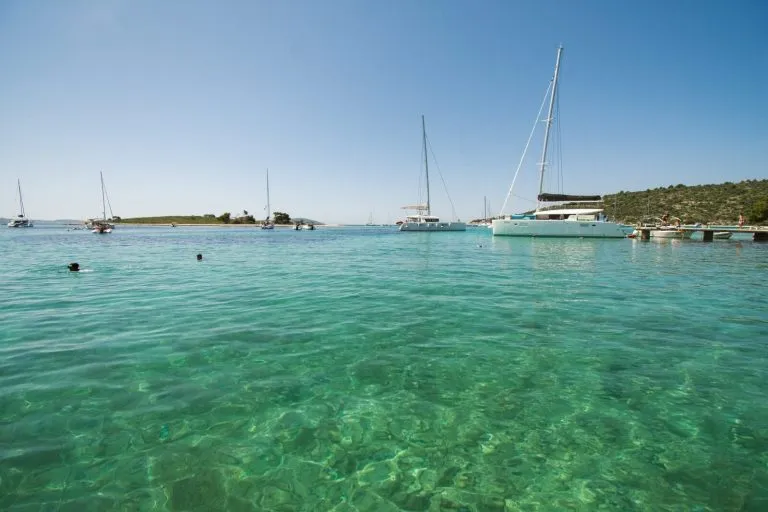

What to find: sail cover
left=537, top=193, right=602, bottom=202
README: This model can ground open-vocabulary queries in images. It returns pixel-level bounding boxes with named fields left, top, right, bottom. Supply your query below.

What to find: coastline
left=114, top=223, right=344, bottom=228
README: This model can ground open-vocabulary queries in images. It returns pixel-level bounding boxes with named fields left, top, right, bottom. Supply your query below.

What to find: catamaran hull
left=7, top=220, right=33, bottom=228
left=492, top=219, right=626, bottom=238
left=400, top=222, right=466, bottom=232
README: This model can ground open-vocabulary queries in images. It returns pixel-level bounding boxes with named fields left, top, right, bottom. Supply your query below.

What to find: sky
left=1, top=0, right=766, bottom=224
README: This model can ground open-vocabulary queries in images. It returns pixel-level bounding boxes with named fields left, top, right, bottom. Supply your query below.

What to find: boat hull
left=399, top=221, right=466, bottom=232
left=643, top=229, right=694, bottom=239
left=492, top=219, right=626, bottom=238
left=7, top=219, right=33, bottom=228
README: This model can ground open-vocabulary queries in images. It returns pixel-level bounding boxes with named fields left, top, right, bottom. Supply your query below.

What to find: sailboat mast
left=17, top=179, right=25, bottom=217
left=537, top=46, right=563, bottom=200
left=422, top=115, right=430, bottom=216
left=484, top=195, right=487, bottom=221
left=100, top=171, right=107, bottom=220
left=266, top=168, right=271, bottom=220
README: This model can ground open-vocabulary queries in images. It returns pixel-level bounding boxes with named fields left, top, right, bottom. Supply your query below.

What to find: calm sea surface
left=1, top=225, right=767, bottom=511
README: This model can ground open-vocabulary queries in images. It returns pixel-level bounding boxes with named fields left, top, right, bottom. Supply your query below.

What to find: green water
left=1, top=226, right=767, bottom=511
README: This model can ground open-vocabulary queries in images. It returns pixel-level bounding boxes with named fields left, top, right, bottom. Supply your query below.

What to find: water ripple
left=1, top=226, right=767, bottom=510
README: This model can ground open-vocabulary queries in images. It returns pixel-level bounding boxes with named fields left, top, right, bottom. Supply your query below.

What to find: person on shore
left=739, top=212, right=745, bottom=228
left=661, top=212, right=670, bottom=225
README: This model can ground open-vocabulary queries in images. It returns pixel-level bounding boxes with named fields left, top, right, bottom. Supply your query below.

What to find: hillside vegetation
left=117, top=215, right=223, bottom=224
left=603, top=179, right=768, bottom=225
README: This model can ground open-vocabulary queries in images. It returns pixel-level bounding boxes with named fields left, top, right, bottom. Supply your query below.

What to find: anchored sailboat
left=479, top=196, right=492, bottom=227
left=399, top=115, right=466, bottom=232
left=89, top=172, right=115, bottom=234
left=7, top=179, right=33, bottom=228
left=492, top=46, right=626, bottom=238
left=262, top=168, right=274, bottom=230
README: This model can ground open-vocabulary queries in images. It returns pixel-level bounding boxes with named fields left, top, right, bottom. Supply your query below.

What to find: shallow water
left=1, top=225, right=767, bottom=511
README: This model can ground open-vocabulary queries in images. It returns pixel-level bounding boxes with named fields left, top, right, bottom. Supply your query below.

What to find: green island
left=116, top=211, right=296, bottom=225
left=602, top=179, right=768, bottom=225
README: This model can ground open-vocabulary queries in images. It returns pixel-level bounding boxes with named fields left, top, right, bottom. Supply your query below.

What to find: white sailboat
left=480, top=197, right=492, bottom=227
left=492, top=47, right=626, bottom=238
left=89, top=172, right=114, bottom=234
left=7, top=179, right=33, bottom=228
left=399, top=115, right=466, bottom=232
left=261, top=168, right=274, bottom=230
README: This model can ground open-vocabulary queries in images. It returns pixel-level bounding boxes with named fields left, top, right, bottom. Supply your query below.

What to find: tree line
left=603, top=179, right=768, bottom=225
left=117, top=211, right=293, bottom=225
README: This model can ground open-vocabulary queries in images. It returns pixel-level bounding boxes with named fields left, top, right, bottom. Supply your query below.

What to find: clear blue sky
left=1, top=0, right=765, bottom=223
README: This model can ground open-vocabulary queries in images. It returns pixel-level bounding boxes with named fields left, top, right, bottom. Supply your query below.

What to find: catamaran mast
left=265, top=168, right=271, bottom=220
left=100, top=171, right=107, bottom=221
left=17, top=179, right=25, bottom=217
left=537, top=46, right=563, bottom=200
left=422, top=115, right=431, bottom=216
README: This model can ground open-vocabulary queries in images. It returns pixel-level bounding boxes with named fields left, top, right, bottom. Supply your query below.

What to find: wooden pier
left=635, top=226, right=768, bottom=241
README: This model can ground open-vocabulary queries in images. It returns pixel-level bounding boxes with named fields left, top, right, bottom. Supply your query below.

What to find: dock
left=635, top=226, right=768, bottom=241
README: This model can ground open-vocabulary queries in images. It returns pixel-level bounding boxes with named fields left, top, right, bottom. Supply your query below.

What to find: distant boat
left=646, top=227, right=693, bottom=239
left=713, top=231, right=732, bottom=240
left=262, top=168, right=274, bottom=230
left=89, top=172, right=115, bottom=234
left=492, top=46, right=626, bottom=238
left=7, top=179, right=33, bottom=228
left=399, top=115, right=466, bottom=232
left=632, top=217, right=693, bottom=239
left=294, top=222, right=315, bottom=231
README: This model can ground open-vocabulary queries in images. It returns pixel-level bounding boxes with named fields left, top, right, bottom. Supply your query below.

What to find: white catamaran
left=492, top=47, right=626, bottom=238
left=8, top=179, right=33, bottom=228
left=399, top=115, right=466, bottom=232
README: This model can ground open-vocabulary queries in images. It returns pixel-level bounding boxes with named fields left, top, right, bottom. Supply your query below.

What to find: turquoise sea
left=1, top=225, right=767, bottom=511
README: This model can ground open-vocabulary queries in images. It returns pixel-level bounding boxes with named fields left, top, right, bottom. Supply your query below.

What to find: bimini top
left=401, top=204, right=428, bottom=211
left=406, top=214, right=440, bottom=222
left=537, top=193, right=602, bottom=202
left=534, top=208, right=604, bottom=216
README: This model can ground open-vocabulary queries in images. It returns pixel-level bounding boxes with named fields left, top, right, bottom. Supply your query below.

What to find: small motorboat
left=633, top=217, right=693, bottom=239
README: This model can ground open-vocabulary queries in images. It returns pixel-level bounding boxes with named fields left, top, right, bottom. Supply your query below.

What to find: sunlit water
left=1, top=225, right=767, bottom=511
